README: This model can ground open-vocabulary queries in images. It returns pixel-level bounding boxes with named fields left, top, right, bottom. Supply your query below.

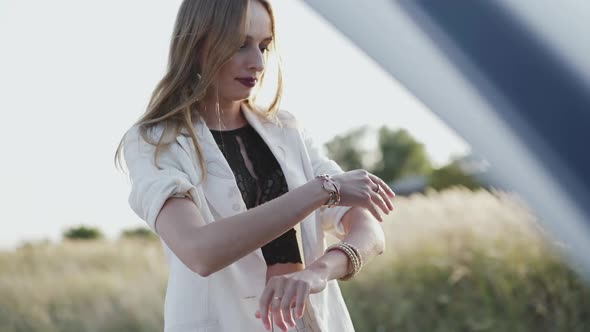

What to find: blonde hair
left=114, top=0, right=283, bottom=181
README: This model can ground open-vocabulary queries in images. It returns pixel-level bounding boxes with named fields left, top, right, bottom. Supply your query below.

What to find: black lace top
left=209, top=124, right=303, bottom=266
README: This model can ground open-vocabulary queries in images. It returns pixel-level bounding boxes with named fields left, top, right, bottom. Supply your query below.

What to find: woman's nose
left=249, top=49, right=265, bottom=72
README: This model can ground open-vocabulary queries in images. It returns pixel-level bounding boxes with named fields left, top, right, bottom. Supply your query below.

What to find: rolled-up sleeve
left=123, top=125, right=199, bottom=234
left=301, top=126, right=352, bottom=240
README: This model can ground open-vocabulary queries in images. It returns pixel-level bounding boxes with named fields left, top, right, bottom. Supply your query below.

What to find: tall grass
left=339, top=188, right=590, bottom=331
left=0, top=188, right=588, bottom=331
left=0, top=239, right=167, bottom=332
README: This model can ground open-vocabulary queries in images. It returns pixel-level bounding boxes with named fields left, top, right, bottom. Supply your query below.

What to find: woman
left=115, top=0, right=395, bottom=331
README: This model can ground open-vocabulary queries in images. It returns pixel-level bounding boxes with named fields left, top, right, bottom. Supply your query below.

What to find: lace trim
left=210, top=126, right=303, bottom=265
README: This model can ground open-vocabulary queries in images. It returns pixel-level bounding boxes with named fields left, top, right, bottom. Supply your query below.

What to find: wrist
left=307, top=249, right=350, bottom=281
left=309, top=176, right=331, bottom=208
left=307, top=259, right=330, bottom=280
left=315, top=174, right=341, bottom=207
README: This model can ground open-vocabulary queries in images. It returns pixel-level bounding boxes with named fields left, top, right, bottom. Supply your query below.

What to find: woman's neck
left=200, top=98, right=248, bottom=131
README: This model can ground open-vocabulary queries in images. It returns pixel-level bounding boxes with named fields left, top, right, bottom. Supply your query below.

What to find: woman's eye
left=238, top=43, right=269, bottom=52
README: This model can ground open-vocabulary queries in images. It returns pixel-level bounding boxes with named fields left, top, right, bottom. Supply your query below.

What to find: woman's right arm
left=156, top=177, right=330, bottom=277
left=157, top=167, right=392, bottom=277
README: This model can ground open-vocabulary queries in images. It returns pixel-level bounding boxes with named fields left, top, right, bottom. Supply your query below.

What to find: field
left=1, top=188, right=589, bottom=331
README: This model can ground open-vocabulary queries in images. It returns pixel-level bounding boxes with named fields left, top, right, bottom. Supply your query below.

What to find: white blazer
left=123, top=107, right=355, bottom=332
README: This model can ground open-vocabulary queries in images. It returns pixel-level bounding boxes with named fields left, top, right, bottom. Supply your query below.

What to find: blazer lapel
left=243, top=109, right=319, bottom=266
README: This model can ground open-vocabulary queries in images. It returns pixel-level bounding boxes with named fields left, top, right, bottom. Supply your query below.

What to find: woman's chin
left=232, top=91, right=253, bottom=101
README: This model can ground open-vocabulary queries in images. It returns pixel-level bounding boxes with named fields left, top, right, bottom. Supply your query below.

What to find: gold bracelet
left=341, top=241, right=363, bottom=270
left=325, top=242, right=362, bottom=281
left=326, top=245, right=355, bottom=280
left=343, top=242, right=363, bottom=277
left=316, top=174, right=341, bottom=207
left=339, top=245, right=359, bottom=281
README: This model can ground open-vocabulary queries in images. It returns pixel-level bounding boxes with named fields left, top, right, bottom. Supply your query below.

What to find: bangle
left=341, top=241, right=363, bottom=270
left=326, top=243, right=359, bottom=280
left=315, top=174, right=341, bottom=207
left=325, top=241, right=363, bottom=281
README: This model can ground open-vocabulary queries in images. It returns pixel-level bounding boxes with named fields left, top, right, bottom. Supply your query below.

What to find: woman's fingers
left=280, top=283, right=298, bottom=329
left=366, top=201, right=383, bottom=222
left=369, top=173, right=396, bottom=198
left=375, top=181, right=394, bottom=212
left=295, top=282, right=309, bottom=320
left=259, top=279, right=281, bottom=330
left=270, top=280, right=287, bottom=331
left=257, top=276, right=315, bottom=331
left=370, top=191, right=390, bottom=216
left=272, top=309, right=288, bottom=332
left=368, top=174, right=395, bottom=211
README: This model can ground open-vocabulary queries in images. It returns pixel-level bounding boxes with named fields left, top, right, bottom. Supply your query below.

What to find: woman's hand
left=331, top=169, right=396, bottom=222
left=254, top=269, right=327, bottom=331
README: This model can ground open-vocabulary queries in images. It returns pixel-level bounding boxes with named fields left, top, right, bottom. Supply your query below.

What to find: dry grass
left=340, top=187, right=590, bottom=332
left=0, top=239, right=167, bottom=332
left=1, top=187, right=588, bottom=331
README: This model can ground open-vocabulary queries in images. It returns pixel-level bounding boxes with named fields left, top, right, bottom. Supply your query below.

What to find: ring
left=374, top=183, right=381, bottom=194
left=272, top=296, right=281, bottom=301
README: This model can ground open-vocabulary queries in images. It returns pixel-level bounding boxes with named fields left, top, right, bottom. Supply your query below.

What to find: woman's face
left=214, top=0, right=273, bottom=102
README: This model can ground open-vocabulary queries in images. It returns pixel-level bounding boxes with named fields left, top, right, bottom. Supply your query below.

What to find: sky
left=0, top=0, right=469, bottom=250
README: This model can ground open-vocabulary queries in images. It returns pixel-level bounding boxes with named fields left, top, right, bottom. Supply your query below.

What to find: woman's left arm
left=256, top=111, right=390, bottom=330
left=308, top=207, right=386, bottom=281
left=255, top=207, right=387, bottom=331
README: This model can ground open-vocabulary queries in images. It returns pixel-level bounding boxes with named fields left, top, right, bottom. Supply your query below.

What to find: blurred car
left=304, top=0, right=590, bottom=281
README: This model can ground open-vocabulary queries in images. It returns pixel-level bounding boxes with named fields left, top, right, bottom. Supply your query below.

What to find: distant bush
left=121, top=227, right=158, bottom=240
left=429, top=161, right=481, bottom=191
left=16, top=238, right=52, bottom=250
left=63, top=226, right=103, bottom=240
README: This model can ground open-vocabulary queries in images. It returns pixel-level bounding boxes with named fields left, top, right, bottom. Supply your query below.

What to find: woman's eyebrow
left=246, top=35, right=273, bottom=42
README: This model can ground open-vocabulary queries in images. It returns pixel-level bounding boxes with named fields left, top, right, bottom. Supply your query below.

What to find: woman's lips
left=236, top=78, right=256, bottom=88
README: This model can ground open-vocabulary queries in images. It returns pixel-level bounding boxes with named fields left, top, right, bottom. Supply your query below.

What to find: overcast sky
left=0, top=0, right=469, bottom=249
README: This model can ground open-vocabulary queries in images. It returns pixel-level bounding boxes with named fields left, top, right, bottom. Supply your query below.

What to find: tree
left=63, top=225, right=103, bottom=240
left=324, top=126, right=433, bottom=184
left=324, top=125, right=484, bottom=193
left=324, top=126, right=369, bottom=171
left=372, top=127, right=433, bottom=184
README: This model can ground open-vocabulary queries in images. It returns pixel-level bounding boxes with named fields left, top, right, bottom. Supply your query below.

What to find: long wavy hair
left=114, top=0, right=283, bottom=181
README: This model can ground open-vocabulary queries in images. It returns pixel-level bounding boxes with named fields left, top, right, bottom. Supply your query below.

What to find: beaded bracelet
left=326, top=243, right=359, bottom=281
left=341, top=241, right=363, bottom=269
left=325, top=241, right=363, bottom=281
